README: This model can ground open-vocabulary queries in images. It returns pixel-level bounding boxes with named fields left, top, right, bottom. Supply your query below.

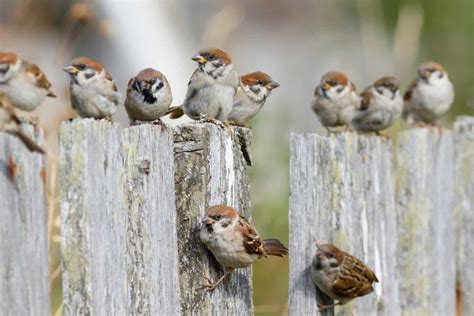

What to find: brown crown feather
left=320, top=71, right=349, bottom=86
left=135, top=68, right=166, bottom=82
left=240, top=71, right=273, bottom=86
left=0, top=52, right=18, bottom=65
left=418, top=61, right=446, bottom=74
left=199, top=47, right=232, bottom=65
left=70, top=57, right=104, bottom=72
left=206, top=205, right=238, bottom=219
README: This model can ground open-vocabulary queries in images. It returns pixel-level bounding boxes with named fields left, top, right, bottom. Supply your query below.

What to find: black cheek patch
left=220, top=220, right=230, bottom=228
left=84, top=71, right=95, bottom=80
left=315, top=260, right=323, bottom=270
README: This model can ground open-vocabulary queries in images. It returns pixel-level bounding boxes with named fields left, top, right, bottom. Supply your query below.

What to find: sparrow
left=124, top=68, right=172, bottom=125
left=311, top=71, right=360, bottom=133
left=0, top=102, right=45, bottom=153
left=0, top=52, right=55, bottom=111
left=227, top=71, right=280, bottom=126
left=351, top=76, right=403, bottom=134
left=403, top=61, right=454, bottom=125
left=63, top=57, right=121, bottom=119
left=311, top=242, right=378, bottom=311
left=166, top=48, right=238, bottom=122
left=199, top=205, right=288, bottom=291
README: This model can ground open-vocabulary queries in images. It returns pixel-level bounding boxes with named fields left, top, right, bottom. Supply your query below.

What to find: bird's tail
left=165, top=106, right=185, bottom=119
left=263, top=239, right=288, bottom=257
left=11, top=130, right=46, bottom=154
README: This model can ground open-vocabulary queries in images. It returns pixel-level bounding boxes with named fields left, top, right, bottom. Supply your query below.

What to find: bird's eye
left=214, top=215, right=221, bottom=220
left=329, top=80, right=337, bottom=86
left=208, top=55, right=214, bottom=60
left=75, top=64, right=86, bottom=70
left=257, top=80, right=264, bottom=85
left=327, top=253, right=334, bottom=258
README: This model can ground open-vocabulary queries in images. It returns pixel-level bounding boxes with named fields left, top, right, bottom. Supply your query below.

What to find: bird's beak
left=201, top=217, right=214, bottom=225
left=47, top=91, right=57, bottom=98
left=322, top=83, right=331, bottom=91
left=267, top=81, right=280, bottom=90
left=192, top=54, right=207, bottom=65
left=316, top=250, right=323, bottom=257
left=63, top=66, right=79, bottom=75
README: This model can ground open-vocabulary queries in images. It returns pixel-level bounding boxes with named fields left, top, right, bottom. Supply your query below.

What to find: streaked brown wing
left=237, top=215, right=265, bottom=255
left=24, top=62, right=52, bottom=91
left=404, top=80, right=417, bottom=102
left=332, top=253, right=377, bottom=299
left=105, top=72, right=118, bottom=92
left=359, top=87, right=373, bottom=110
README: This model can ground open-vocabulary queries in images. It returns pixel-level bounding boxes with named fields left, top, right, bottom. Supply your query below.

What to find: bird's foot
left=198, top=276, right=221, bottom=292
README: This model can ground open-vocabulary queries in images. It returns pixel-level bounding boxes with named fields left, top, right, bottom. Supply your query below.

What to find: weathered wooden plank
left=60, top=119, right=180, bottom=315
left=0, top=125, right=50, bottom=316
left=289, top=132, right=399, bottom=315
left=173, top=123, right=253, bottom=316
left=121, top=124, right=181, bottom=315
left=395, top=127, right=455, bottom=315
left=453, top=116, right=474, bottom=316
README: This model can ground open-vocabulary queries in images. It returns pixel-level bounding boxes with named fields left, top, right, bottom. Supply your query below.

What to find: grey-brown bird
left=227, top=71, right=279, bottom=126
left=166, top=48, right=238, bottom=123
left=124, top=68, right=172, bottom=125
left=311, top=242, right=378, bottom=311
left=199, top=205, right=288, bottom=291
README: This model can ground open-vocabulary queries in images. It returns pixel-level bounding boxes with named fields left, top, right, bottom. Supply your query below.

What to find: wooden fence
left=289, top=116, right=474, bottom=315
left=0, top=116, right=472, bottom=315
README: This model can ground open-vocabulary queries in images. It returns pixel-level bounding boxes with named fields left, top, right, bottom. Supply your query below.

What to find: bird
left=403, top=61, right=454, bottom=125
left=166, top=48, right=238, bottom=123
left=311, top=242, right=378, bottom=311
left=124, top=68, right=173, bottom=125
left=227, top=71, right=279, bottom=126
left=311, top=71, right=360, bottom=133
left=0, top=102, right=45, bottom=154
left=199, top=205, right=288, bottom=291
left=0, top=52, right=55, bottom=112
left=351, top=76, right=403, bottom=135
left=63, top=57, right=121, bottom=120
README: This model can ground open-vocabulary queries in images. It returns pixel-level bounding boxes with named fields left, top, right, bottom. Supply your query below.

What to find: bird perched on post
left=311, top=242, right=378, bottom=311
left=227, top=71, right=280, bottom=126
left=0, top=52, right=55, bottom=112
left=63, top=57, right=121, bottom=120
left=311, top=71, right=360, bottom=133
left=199, top=205, right=288, bottom=291
left=124, top=68, right=172, bottom=125
left=0, top=102, right=45, bottom=153
left=166, top=48, right=238, bottom=123
left=351, top=76, right=403, bottom=135
left=403, top=61, right=454, bottom=125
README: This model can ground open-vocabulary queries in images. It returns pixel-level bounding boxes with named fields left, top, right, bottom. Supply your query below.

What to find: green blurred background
left=1, top=0, right=472, bottom=314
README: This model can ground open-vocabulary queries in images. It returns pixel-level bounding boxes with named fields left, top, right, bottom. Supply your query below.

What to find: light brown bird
left=63, top=57, right=121, bottom=119
left=199, top=205, right=288, bottom=291
left=403, top=61, right=454, bottom=124
left=0, top=52, right=55, bottom=112
left=311, top=242, right=378, bottom=311
left=227, top=71, right=279, bottom=126
left=311, top=71, right=360, bottom=133
left=351, top=76, right=403, bottom=134
left=124, top=68, right=172, bottom=125
left=166, top=48, right=238, bottom=123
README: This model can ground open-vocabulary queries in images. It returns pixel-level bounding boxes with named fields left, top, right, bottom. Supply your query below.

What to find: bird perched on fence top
left=311, top=71, right=360, bottom=133
left=0, top=102, right=45, bottom=153
left=166, top=47, right=239, bottom=123
left=403, top=61, right=454, bottom=125
left=199, top=205, right=288, bottom=291
left=0, top=52, right=55, bottom=112
left=124, top=68, right=172, bottom=125
left=311, top=242, right=378, bottom=311
left=351, top=76, right=403, bottom=135
left=63, top=57, right=121, bottom=120
left=227, top=71, right=280, bottom=126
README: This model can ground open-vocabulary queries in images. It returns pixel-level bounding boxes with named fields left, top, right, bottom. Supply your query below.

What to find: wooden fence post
left=60, top=119, right=180, bottom=315
left=453, top=116, right=474, bottom=315
left=0, top=126, right=50, bottom=315
left=173, top=122, right=253, bottom=315
left=289, top=133, right=400, bottom=315
left=395, top=127, right=455, bottom=315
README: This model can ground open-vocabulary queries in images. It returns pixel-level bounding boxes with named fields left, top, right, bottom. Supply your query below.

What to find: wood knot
left=138, top=159, right=151, bottom=175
